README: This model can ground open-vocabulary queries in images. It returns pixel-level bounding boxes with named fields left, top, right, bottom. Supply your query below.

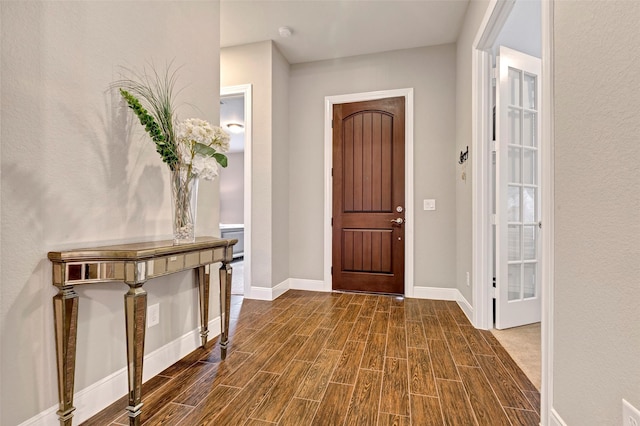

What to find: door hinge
left=491, top=140, right=498, bottom=152
left=331, top=119, right=334, bottom=129
left=490, top=214, right=497, bottom=225
left=491, top=67, right=497, bottom=86
left=491, top=286, right=496, bottom=299
left=331, top=217, right=333, bottom=226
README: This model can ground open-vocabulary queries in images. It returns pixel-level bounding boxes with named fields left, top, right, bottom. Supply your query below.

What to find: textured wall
left=289, top=44, right=457, bottom=289
left=221, top=41, right=290, bottom=289
left=553, top=1, right=640, bottom=424
left=221, top=41, right=274, bottom=288
left=271, top=45, right=291, bottom=286
left=455, top=0, right=491, bottom=304
left=0, top=1, right=220, bottom=424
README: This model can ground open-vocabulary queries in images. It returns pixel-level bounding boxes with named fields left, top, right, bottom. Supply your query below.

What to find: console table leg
left=124, top=285, right=147, bottom=426
left=196, top=266, right=210, bottom=347
left=53, top=287, right=79, bottom=426
left=219, top=262, right=232, bottom=359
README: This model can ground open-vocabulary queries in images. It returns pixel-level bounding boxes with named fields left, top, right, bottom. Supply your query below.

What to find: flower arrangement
left=116, top=65, right=230, bottom=243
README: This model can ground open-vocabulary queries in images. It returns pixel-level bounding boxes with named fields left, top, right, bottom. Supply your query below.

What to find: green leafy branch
left=193, top=142, right=228, bottom=167
left=115, top=62, right=182, bottom=170
left=120, top=89, right=179, bottom=169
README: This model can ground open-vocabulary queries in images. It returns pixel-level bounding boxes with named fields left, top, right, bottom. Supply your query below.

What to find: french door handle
left=390, top=218, right=404, bottom=225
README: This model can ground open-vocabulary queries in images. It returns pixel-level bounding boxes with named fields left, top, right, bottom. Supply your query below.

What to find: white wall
left=221, top=42, right=273, bottom=289
left=271, top=46, right=290, bottom=286
left=289, top=44, right=457, bottom=289
left=220, top=151, right=245, bottom=224
left=493, top=0, right=541, bottom=60
left=553, top=1, right=640, bottom=424
left=0, top=2, right=220, bottom=424
left=455, top=0, right=491, bottom=304
left=221, top=41, right=290, bottom=290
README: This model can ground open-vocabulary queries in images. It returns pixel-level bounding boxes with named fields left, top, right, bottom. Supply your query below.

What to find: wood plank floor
left=82, top=291, right=540, bottom=426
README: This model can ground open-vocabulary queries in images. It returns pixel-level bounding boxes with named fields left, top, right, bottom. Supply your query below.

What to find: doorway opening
left=220, top=84, right=252, bottom=296
left=331, top=97, right=406, bottom=295
left=471, top=0, right=553, bottom=420
left=324, top=89, right=414, bottom=296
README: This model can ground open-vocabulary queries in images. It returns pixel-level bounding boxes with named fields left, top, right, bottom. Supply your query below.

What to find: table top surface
left=48, top=236, right=237, bottom=262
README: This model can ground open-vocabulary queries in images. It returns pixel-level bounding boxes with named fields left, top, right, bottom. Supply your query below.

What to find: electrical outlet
left=423, top=199, right=436, bottom=211
left=147, top=303, right=160, bottom=328
left=466, top=272, right=470, bottom=286
left=623, top=399, right=640, bottom=426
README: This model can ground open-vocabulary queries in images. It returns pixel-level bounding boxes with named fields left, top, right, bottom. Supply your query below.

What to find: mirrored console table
left=48, top=236, right=237, bottom=426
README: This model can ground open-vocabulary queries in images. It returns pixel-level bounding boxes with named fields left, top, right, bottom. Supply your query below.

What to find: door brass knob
left=390, top=218, right=404, bottom=224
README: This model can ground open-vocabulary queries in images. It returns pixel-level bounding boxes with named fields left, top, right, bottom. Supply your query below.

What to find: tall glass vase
left=171, top=168, right=199, bottom=244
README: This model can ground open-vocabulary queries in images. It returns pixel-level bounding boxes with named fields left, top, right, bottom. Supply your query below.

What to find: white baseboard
left=411, top=286, right=474, bottom=322
left=549, top=408, right=567, bottom=426
left=289, top=278, right=328, bottom=292
left=246, top=279, right=290, bottom=301
left=412, top=286, right=459, bottom=300
left=19, top=317, right=221, bottom=426
left=456, top=293, right=474, bottom=323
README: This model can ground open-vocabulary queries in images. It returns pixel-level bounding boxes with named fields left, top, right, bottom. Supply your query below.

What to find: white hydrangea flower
left=212, top=126, right=231, bottom=153
left=175, top=118, right=229, bottom=181
left=191, top=155, right=219, bottom=180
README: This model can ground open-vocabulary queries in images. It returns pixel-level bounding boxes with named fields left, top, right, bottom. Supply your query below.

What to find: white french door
left=495, top=46, right=542, bottom=329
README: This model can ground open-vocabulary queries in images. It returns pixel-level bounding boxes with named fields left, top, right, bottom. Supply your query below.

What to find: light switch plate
left=423, top=199, right=436, bottom=211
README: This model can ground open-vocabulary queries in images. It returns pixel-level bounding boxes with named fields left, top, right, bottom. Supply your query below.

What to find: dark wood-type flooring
left=83, top=290, right=540, bottom=426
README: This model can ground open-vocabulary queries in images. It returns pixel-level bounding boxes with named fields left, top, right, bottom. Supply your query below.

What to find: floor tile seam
left=169, top=370, right=224, bottom=406
left=291, top=394, right=325, bottom=403
left=327, top=379, right=357, bottom=387
left=472, top=355, right=535, bottom=414
left=168, top=401, right=196, bottom=408
left=434, top=377, right=464, bottom=384
left=200, top=349, right=252, bottom=365
left=246, top=418, right=277, bottom=425
left=484, top=348, right=537, bottom=395
left=440, top=372, right=482, bottom=426
left=227, top=371, right=282, bottom=424
left=457, top=364, right=513, bottom=424
left=505, top=362, right=538, bottom=394
left=445, top=323, right=483, bottom=369
left=380, top=354, right=410, bottom=417
left=250, top=369, right=306, bottom=426
left=172, top=382, right=242, bottom=413
left=423, top=323, right=448, bottom=426
left=498, top=402, right=537, bottom=414
left=408, top=390, right=440, bottom=400
left=398, top=330, right=413, bottom=419
left=503, top=403, right=539, bottom=412
left=294, top=349, right=343, bottom=400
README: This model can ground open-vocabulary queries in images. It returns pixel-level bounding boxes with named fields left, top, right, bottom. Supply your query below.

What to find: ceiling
left=219, top=0, right=471, bottom=153
left=221, top=0, right=471, bottom=64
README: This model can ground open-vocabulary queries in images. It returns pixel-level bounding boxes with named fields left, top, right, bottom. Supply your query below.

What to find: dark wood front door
left=332, top=97, right=405, bottom=294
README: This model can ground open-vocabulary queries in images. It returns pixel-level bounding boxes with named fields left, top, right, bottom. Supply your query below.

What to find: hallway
left=84, top=291, right=539, bottom=425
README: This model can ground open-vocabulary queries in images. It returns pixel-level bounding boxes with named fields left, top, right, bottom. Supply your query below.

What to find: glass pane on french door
left=507, top=66, right=539, bottom=302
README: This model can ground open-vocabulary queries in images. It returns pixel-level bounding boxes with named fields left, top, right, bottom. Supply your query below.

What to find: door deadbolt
left=396, top=206, right=403, bottom=213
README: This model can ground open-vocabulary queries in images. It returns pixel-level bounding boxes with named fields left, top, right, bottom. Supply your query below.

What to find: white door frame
left=324, top=88, right=415, bottom=296
left=471, top=0, right=555, bottom=424
left=220, top=84, right=253, bottom=296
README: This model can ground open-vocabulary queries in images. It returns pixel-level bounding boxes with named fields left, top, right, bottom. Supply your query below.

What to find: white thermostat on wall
left=423, top=199, right=436, bottom=211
